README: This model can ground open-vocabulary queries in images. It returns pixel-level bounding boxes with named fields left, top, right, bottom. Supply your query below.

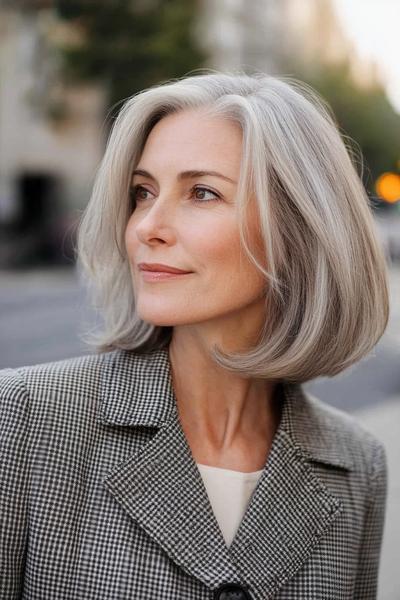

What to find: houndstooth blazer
left=0, top=347, right=387, bottom=599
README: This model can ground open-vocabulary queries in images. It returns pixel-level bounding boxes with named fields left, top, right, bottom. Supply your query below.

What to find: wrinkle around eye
left=130, top=184, right=155, bottom=204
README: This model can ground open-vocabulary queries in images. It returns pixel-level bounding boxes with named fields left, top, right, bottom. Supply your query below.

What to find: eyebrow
left=132, top=168, right=237, bottom=185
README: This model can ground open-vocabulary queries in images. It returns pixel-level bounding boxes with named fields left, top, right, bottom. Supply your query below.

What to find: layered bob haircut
left=76, top=70, right=390, bottom=383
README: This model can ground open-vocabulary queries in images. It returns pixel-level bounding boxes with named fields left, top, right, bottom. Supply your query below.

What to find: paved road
left=356, top=398, right=400, bottom=600
left=0, top=266, right=92, bottom=367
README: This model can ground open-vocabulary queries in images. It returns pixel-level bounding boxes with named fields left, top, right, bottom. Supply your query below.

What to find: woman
left=0, top=72, right=389, bottom=599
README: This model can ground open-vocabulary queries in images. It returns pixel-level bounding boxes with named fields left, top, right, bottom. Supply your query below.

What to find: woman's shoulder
left=0, top=347, right=163, bottom=419
left=0, top=351, right=124, bottom=428
left=0, top=351, right=108, bottom=401
left=0, top=347, right=153, bottom=389
left=0, top=350, right=135, bottom=460
left=294, top=386, right=387, bottom=480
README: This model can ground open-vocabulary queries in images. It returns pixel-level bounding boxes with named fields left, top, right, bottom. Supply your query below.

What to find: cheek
left=188, top=218, right=239, bottom=269
left=194, top=220, right=264, bottom=290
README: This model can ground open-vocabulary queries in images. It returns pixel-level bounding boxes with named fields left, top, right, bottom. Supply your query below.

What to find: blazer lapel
left=227, top=407, right=344, bottom=598
left=99, top=348, right=349, bottom=599
left=102, top=400, right=242, bottom=588
left=100, top=348, right=242, bottom=588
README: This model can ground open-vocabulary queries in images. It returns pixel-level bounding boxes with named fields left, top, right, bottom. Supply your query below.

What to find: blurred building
left=195, top=0, right=284, bottom=73
left=0, top=5, right=106, bottom=266
left=0, top=0, right=382, bottom=267
left=196, top=0, right=374, bottom=82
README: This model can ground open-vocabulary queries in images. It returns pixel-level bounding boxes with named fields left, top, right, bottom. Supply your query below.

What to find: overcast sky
left=333, top=0, right=400, bottom=113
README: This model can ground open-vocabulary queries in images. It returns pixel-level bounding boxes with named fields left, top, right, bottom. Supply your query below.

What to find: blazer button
left=213, top=583, right=252, bottom=600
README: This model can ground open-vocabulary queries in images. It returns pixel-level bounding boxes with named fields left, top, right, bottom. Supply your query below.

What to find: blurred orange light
left=375, top=172, right=400, bottom=203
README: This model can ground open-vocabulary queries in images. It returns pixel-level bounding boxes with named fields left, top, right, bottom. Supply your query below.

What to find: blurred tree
left=293, top=61, right=400, bottom=204
left=54, top=0, right=206, bottom=117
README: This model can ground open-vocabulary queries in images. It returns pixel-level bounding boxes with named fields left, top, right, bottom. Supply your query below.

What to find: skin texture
left=125, top=108, right=279, bottom=472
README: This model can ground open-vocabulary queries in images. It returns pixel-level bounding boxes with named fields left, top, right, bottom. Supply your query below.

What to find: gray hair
left=76, top=70, right=390, bottom=383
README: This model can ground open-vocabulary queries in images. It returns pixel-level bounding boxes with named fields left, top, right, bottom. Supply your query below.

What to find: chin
left=136, top=308, right=186, bottom=327
left=141, top=317, right=178, bottom=327
left=138, top=310, right=207, bottom=328
left=135, top=299, right=217, bottom=327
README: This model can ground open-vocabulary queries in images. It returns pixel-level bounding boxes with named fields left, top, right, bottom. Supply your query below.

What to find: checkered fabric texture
left=0, top=347, right=387, bottom=599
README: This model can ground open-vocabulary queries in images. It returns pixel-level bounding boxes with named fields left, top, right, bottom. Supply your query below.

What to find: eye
left=129, top=184, right=222, bottom=207
left=130, top=185, right=152, bottom=203
left=191, top=186, right=221, bottom=203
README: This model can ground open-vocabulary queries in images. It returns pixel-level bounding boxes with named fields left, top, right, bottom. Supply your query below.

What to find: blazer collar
left=99, top=347, right=351, bottom=599
left=98, top=346, right=354, bottom=470
left=99, top=346, right=176, bottom=427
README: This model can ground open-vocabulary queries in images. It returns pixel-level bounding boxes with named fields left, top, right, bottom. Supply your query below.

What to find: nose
left=134, top=195, right=176, bottom=246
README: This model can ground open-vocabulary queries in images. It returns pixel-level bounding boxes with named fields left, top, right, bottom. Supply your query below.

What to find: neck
left=168, top=328, right=280, bottom=466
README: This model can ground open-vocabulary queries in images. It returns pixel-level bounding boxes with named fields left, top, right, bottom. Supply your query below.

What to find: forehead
left=138, top=109, right=243, bottom=170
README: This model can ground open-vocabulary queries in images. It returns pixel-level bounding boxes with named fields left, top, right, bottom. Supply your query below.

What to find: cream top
left=196, top=463, right=263, bottom=547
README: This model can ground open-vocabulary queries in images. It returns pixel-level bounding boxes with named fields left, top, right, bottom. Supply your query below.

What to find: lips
left=138, top=262, right=191, bottom=274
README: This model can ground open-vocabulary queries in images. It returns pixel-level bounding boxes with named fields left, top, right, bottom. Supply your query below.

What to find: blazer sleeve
left=0, top=368, right=30, bottom=599
left=354, top=439, right=388, bottom=599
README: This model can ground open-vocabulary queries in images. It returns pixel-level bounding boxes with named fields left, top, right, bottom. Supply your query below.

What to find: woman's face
left=125, top=108, right=267, bottom=333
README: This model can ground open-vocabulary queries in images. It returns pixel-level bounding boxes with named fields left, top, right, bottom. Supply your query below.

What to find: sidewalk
left=354, top=398, right=400, bottom=600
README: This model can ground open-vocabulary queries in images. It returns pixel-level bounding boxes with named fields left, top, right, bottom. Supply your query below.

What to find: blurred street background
left=0, top=1, right=399, bottom=598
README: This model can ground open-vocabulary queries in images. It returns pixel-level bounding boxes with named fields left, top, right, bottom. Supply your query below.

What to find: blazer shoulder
left=0, top=352, right=126, bottom=475
left=0, top=351, right=117, bottom=423
left=294, top=386, right=386, bottom=477
left=1, top=347, right=173, bottom=432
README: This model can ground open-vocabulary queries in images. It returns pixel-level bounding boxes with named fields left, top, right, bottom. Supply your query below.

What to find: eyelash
left=129, top=184, right=222, bottom=205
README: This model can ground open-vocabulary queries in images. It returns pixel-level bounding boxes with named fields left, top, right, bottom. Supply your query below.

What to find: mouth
left=140, top=270, right=193, bottom=282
